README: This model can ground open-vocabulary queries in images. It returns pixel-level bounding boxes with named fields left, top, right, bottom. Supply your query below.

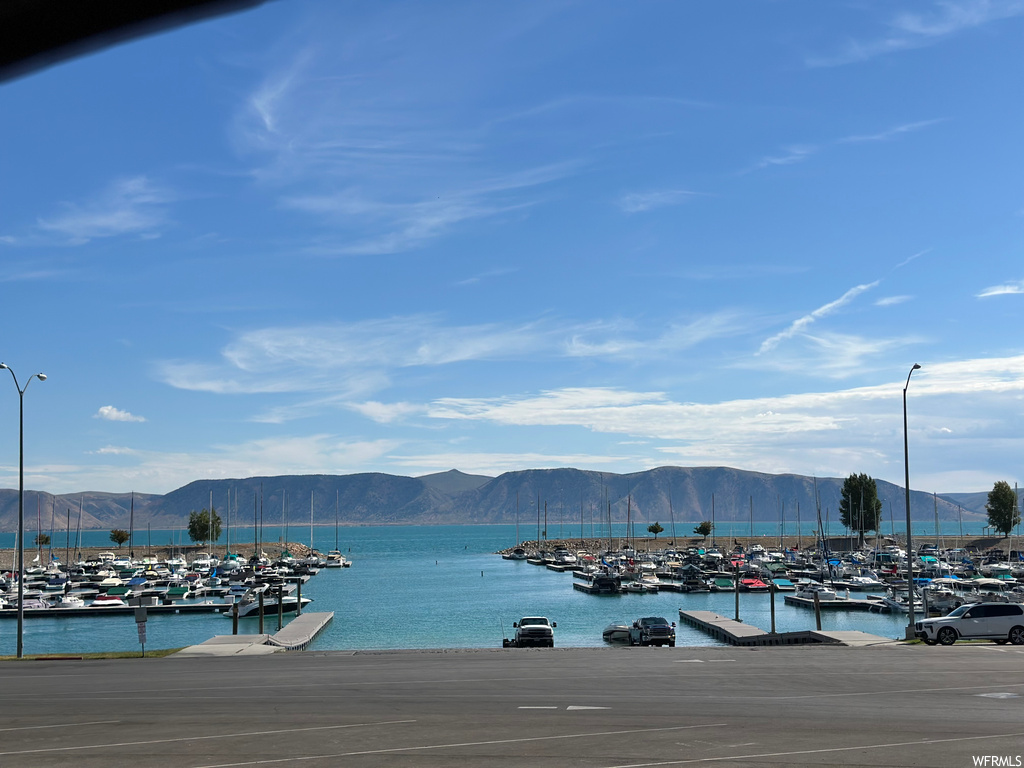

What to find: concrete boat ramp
left=173, top=611, right=333, bottom=657
left=678, top=610, right=895, bottom=647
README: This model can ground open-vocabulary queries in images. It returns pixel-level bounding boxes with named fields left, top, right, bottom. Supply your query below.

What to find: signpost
left=135, top=606, right=148, bottom=657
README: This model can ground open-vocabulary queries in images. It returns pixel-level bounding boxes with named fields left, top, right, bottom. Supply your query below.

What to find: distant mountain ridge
left=0, top=466, right=989, bottom=532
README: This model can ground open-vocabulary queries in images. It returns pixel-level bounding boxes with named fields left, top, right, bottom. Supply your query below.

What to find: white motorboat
left=323, top=550, right=348, bottom=568
left=228, top=590, right=312, bottom=618
left=52, top=594, right=86, bottom=608
left=795, top=583, right=839, bottom=601
left=602, top=623, right=630, bottom=643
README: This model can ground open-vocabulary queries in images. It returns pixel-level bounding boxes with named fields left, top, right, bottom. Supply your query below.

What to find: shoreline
left=0, top=541, right=318, bottom=571
left=499, top=533, right=1020, bottom=555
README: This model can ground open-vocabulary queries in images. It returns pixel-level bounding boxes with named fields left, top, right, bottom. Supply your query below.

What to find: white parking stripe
left=0, top=720, right=120, bottom=733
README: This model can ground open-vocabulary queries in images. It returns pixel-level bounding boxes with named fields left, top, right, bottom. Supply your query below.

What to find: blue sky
left=1, top=0, right=1022, bottom=496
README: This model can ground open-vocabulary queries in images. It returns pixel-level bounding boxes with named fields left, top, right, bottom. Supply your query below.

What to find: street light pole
left=903, top=363, right=921, bottom=641
left=0, top=363, right=46, bottom=659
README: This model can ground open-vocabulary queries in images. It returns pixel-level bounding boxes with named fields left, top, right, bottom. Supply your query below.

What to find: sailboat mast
left=515, top=492, right=520, bottom=548
left=48, top=495, right=55, bottom=562
left=75, top=496, right=83, bottom=561
left=749, top=496, right=753, bottom=542
left=580, top=488, right=584, bottom=543
left=335, top=489, right=339, bottom=551
left=310, top=490, right=314, bottom=554
left=226, top=488, right=231, bottom=557
left=712, top=493, right=716, bottom=547
left=668, top=488, right=676, bottom=543
left=129, top=492, right=135, bottom=558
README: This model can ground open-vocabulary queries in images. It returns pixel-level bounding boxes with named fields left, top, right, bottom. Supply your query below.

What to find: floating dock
left=0, top=601, right=232, bottom=618
left=267, top=611, right=334, bottom=650
left=173, top=611, right=334, bottom=656
left=678, top=610, right=895, bottom=647
left=783, top=595, right=884, bottom=612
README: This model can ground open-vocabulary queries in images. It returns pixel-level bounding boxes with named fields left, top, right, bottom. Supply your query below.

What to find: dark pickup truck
left=628, top=616, right=676, bottom=647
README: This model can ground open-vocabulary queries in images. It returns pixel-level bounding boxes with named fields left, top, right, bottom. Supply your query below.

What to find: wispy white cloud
left=748, top=120, right=941, bottom=177
left=29, top=435, right=401, bottom=495
left=839, top=119, right=946, bottom=144
left=977, top=280, right=1024, bottom=297
left=158, top=316, right=557, bottom=399
left=233, top=38, right=583, bottom=255
left=418, top=353, right=1024, bottom=483
left=0, top=265, right=68, bottom=282
left=36, top=177, right=172, bottom=244
left=759, top=281, right=880, bottom=354
left=808, top=0, right=1024, bottom=67
left=94, top=406, right=146, bottom=423
left=744, top=145, right=817, bottom=174
left=158, top=311, right=748, bottom=406
left=895, top=250, right=929, bottom=269
left=283, top=162, right=575, bottom=255
left=750, top=331, right=920, bottom=379
left=346, top=401, right=426, bottom=424
left=875, top=295, right=913, bottom=307
left=91, top=446, right=138, bottom=455
left=565, top=312, right=748, bottom=359
left=454, top=267, right=518, bottom=287
left=618, top=189, right=698, bottom=214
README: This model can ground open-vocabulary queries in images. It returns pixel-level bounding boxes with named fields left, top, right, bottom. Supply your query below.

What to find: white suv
left=915, top=602, right=1024, bottom=646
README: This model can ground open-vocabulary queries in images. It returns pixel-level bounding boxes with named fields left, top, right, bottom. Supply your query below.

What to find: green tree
left=188, top=508, right=222, bottom=544
left=109, top=529, right=130, bottom=549
left=986, top=481, right=1020, bottom=537
left=839, top=473, right=882, bottom=545
left=694, top=521, right=713, bottom=541
left=647, top=522, right=664, bottom=539
left=34, top=533, right=50, bottom=547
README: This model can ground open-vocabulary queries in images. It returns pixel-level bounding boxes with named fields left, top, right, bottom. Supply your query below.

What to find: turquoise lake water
left=0, top=521, right=998, bottom=656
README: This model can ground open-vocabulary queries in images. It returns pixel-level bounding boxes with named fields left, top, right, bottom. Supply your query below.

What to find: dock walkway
left=173, top=611, right=334, bottom=656
left=266, top=611, right=333, bottom=650
left=678, top=610, right=895, bottom=647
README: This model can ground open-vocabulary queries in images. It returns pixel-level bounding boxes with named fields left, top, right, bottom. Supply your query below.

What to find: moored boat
left=602, top=622, right=630, bottom=643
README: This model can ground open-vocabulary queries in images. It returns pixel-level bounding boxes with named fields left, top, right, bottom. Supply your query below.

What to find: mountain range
left=0, top=466, right=992, bottom=534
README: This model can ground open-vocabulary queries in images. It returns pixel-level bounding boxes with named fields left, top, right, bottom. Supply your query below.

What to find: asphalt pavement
left=1, top=643, right=1022, bottom=767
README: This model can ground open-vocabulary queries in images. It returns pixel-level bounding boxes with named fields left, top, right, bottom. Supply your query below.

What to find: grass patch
left=0, top=648, right=183, bottom=661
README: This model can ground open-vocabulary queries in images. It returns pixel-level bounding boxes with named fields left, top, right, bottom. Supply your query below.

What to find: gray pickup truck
left=628, top=616, right=676, bottom=647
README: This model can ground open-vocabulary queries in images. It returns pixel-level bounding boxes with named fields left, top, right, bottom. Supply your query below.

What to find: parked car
left=512, top=616, right=556, bottom=647
left=628, top=616, right=676, bottom=647
left=915, top=602, right=1024, bottom=646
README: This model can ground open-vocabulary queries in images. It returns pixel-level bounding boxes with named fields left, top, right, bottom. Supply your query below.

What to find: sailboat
left=324, top=490, right=349, bottom=567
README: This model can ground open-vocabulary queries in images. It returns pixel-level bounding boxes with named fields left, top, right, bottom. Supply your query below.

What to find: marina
left=0, top=523, right=1021, bottom=655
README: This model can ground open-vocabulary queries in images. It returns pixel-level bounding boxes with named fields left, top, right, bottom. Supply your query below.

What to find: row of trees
left=105, top=508, right=223, bottom=549
left=840, top=473, right=1021, bottom=541
left=643, top=521, right=714, bottom=541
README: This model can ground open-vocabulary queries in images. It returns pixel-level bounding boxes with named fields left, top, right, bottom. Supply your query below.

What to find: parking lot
left=1, top=643, right=1022, bottom=767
